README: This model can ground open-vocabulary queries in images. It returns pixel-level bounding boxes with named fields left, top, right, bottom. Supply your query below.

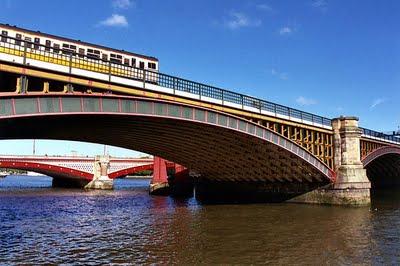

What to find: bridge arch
left=0, top=160, right=92, bottom=180
left=362, top=146, right=400, bottom=188
left=0, top=94, right=334, bottom=192
left=109, top=164, right=153, bottom=179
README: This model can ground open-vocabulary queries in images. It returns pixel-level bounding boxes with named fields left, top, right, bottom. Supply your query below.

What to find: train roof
left=0, top=23, right=158, bottom=62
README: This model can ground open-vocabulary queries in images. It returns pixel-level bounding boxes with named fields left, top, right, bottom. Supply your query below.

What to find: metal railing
left=0, top=34, right=333, bottom=127
left=361, top=127, right=400, bottom=143
left=0, top=33, right=398, bottom=144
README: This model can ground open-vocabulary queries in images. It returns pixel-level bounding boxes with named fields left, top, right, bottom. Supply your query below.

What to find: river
left=0, top=175, right=399, bottom=265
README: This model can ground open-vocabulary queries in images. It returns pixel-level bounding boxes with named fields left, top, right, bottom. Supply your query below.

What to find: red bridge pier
left=149, top=157, right=193, bottom=197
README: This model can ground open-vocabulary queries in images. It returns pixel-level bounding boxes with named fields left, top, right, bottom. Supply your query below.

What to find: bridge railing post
left=108, top=61, right=112, bottom=84
left=22, top=40, right=27, bottom=65
left=143, top=69, right=146, bottom=89
left=68, top=53, right=72, bottom=75
left=173, top=77, right=177, bottom=95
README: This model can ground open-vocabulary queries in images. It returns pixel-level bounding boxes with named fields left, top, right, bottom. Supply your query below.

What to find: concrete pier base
left=289, top=185, right=371, bottom=206
left=84, top=175, right=114, bottom=190
left=149, top=182, right=170, bottom=195
left=294, top=116, right=371, bottom=206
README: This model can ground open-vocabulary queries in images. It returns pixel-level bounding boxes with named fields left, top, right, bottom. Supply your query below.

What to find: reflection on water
left=0, top=175, right=399, bottom=264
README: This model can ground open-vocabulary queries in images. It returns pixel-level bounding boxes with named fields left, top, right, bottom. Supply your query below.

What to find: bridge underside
left=0, top=114, right=330, bottom=200
left=0, top=94, right=336, bottom=201
left=365, top=154, right=400, bottom=188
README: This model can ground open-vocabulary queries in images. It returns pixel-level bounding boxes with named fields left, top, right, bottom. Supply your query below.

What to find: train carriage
left=0, top=23, right=159, bottom=84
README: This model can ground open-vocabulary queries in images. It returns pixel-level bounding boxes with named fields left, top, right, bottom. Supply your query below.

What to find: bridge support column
left=292, top=117, right=371, bottom=206
left=149, top=156, right=170, bottom=195
left=85, top=155, right=113, bottom=190
left=16, top=76, right=28, bottom=94
left=332, top=116, right=371, bottom=205
left=169, top=164, right=193, bottom=197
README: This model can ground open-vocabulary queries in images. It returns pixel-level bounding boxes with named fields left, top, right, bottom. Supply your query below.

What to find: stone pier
left=291, top=116, right=371, bottom=206
left=84, top=155, right=113, bottom=190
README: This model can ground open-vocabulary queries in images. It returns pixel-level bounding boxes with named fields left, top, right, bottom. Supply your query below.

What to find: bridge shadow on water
left=2, top=175, right=400, bottom=207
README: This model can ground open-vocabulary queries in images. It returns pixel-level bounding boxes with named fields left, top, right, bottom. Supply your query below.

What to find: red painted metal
left=0, top=161, right=92, bottom=180
left=174, top=163, right=189, bottom=182
left=108, top=162, right=175, bottom=179
left=109, top=163, right=153, bottom=179
left=152, top=156, right=168, bottom=184
left=362, top=146, right=400, bottom=167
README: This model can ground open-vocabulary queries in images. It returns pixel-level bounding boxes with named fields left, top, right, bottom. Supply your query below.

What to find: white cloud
left=370, top=98, right=385, bottom=109
left=256, top=4, right=273, bottom=12
left=311, top=0, right=328, bottom=11
left=225, top=12, right=261, bottom=30
left=296, top=96, right=317, bottom=106
left=279, top=26, right=292, bottom=35
left=271, top=68, right=288, bottom=80
left=100, top=14, right=129, bottom=27
left=112, top=0, right=134, bottom=9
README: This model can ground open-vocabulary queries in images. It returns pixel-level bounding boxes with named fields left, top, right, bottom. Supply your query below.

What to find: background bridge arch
left=0, top=160, right=91, bottom=180
left=362, top=146, right=400, bottom=188
left=0, top=94, right=334, bottom=186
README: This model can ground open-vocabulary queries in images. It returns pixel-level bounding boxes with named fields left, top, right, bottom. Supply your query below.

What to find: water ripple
left=0, top=175, right=400, bottom=264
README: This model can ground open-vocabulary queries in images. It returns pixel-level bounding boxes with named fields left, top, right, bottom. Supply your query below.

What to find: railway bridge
left=0, top=37, right=399, bottom=205
left=0, top=155, right=178, bottom=189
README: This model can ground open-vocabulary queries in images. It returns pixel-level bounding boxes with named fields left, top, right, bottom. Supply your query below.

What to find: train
left=0, top=23, right=159, bottom=84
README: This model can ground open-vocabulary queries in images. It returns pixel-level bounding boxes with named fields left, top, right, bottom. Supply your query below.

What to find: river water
left=0, top=175, right=399, bottom=265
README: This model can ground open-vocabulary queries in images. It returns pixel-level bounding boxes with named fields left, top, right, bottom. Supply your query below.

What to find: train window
left=1, top=30, right=7, bottom=42
left=78, top=48, right=85, bottom=58
left=139, top=61, right=145, bottom=69
left=124, top=58, right=129, bottom=65
left=15, top=34, right=22, bottom=45
left=110, top=53, right=122, bottom=64
left=102, top=54, right=108, bottom=61
left=53, top=43, right=60, bottom=53
left=87, top=49, right=100, bottom=59
left=62, top=43, right=76, bottom=55
left=45, top=40, right=51, bottom=51
left=34, top=38, right=40, bottom=50
left=148, top=62, right=157, bottom=69
left=24, top=37, right=32, bottom=48
left=131, top=58, right=136, bottom=67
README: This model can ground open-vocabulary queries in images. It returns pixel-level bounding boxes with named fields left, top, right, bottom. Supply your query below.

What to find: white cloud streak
left=296, top=96, right=317, bottom=106
left=225, top=12, right=261, bottom=30
left=100, top=14, right=129, bottom=27
left=256, top=4, right=273, bottom=12
left=311, top=0, right=328, bottom=11
left=279, top=26, right=292, bottom=35
left=370, top=98, right=385, bottom=109
left=271, top=69, right=288, bottom=80
left=112, top=0, right=134, bottom=9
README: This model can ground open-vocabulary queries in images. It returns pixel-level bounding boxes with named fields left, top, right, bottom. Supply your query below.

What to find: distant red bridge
left=0, top=155, right=176, bottom=180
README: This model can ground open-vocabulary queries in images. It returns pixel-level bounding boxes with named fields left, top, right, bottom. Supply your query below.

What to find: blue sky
left=0, top=0, right=399, bottom=156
